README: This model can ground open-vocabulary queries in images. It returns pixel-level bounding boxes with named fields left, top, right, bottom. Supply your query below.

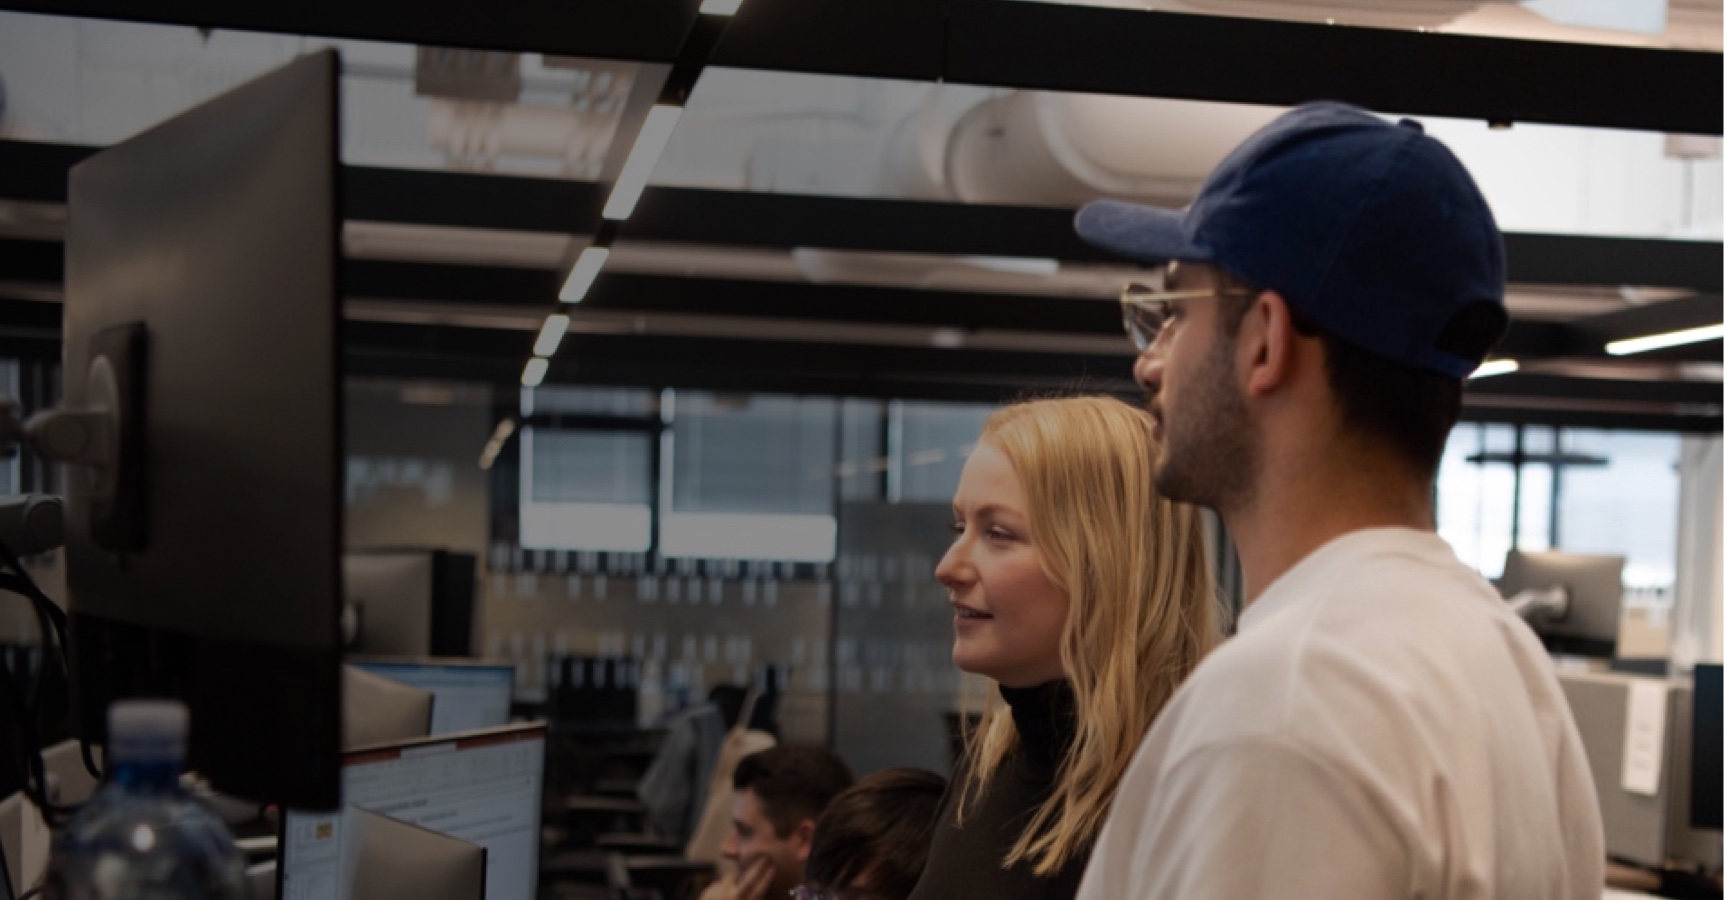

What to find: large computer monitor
left=1693, top=663, right=1721, bottom=831
left=57, top=50, right=344, bottom=807
left=278, top=723, right=546, bottom=900
left=349, top=657, right=515, bottom=735
left=1497, top=549, right=1625, bottom=658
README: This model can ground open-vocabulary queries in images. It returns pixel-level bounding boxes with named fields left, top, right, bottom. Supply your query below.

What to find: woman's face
left=934, top=441, right=1069, bottom=687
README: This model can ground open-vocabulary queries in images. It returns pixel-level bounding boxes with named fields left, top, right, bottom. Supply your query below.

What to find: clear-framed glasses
left=1118, top=284, right=1256, bottom=352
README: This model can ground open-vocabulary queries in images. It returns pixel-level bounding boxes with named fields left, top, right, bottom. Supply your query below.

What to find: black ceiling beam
left=343, top=260, right=560, bottom=305
left=345, top=167, right=602, bottom=233
left=0, top=239, right=63, bottom=283
left=0, top=142, right=97, bottom=203
left=712, top=0, right=946, bottom=83
left=0, top=0, right=704, bottom=63
left=0, top=248, right=1710, bottom=363
left=6, top=0, right=1715, bottom=135
left=1504, top=235, right=1723, bottom=292
left=1467, top=372, right=1721, bottom=407
left=719, top=0, right=1724, bottom=134
left=1460, top=404, right=1720, bottom=434
left=336, top=321, right=1721, bottom=430
left=582, top=274, right=1120, bottom=334
left=6, top=142, right=1721, bottom=291
left=938, top=1, right=1721, bottom=135
left=349, top=264, right=1126, bottom=335
left=1567, top=292, right=1722, bottom=342
left=547, top=332, right=1127, bottom=382
left=620, top=185, right=1110, bottom=262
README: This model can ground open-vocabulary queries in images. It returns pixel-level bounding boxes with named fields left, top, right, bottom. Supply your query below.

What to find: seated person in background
left=795, top=768, right=946, bottom=900
left=910, top=395, right=1221, bottom=900
left=701, top=745, right=855, bottom=900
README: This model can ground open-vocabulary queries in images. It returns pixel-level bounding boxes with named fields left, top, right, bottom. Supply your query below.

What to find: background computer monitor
left=341, top=665, right=435, bottom=749
left=349, top=657, right=514, bottom=735
left=1498, top=549, right=1625, bottom=658
left=1692, top=663, right=1721, bottom=831
left=344, top=550, right=478, bottom=656
left=278, top=723, right=546, bottom=900
left=343, top=808, right=486, bottom=900
left=59, top=49, right=343, bottom=807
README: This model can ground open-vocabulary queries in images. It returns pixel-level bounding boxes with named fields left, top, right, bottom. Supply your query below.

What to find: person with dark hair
left=1069, top=101, right=1605, bottom=899
left=701, top=745, right=855, bottom=900
left=794, top=768, right=946, bottom=900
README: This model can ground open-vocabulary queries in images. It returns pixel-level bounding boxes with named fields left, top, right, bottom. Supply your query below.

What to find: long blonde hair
left=954, top=395, right=1220, bottom=874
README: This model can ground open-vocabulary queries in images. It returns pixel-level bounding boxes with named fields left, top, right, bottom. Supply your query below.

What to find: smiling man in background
left=701, top=745, right=854, bottom=900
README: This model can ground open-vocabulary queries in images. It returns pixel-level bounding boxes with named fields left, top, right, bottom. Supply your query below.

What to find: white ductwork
left=944, top=91, right=1284, bottom=207
left=428, top=100, right=626, bottom=177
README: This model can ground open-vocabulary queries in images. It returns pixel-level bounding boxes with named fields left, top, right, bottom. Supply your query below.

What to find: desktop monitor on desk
left=349, top=657, right=514, bottom=735
left=47, top=49, right=346, bottom=808
left=344, top=551, right=478, bottom=657
left=278, top=722, right=546, bottom=900
left=1498, top=549, right=1625, bottom=659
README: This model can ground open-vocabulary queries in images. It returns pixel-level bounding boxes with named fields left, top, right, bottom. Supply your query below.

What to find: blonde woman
left=908, top=395, right=1219, bottom=900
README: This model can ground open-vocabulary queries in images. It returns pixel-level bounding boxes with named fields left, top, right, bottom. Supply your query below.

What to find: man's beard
left=1152, top=330, right=1258, bottom=513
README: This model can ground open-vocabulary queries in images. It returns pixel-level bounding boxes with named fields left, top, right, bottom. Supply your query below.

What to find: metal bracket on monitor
left=1506, top=585, right=1571, bottom=622
left=0, top=323, right=147, bottom=553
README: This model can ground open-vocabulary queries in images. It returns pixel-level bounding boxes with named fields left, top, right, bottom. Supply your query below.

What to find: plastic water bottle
left=45, top=699, right=245, bottom=900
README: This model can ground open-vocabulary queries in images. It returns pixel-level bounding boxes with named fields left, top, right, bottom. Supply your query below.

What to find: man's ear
left=1241, top=290, right=1305, bottom=398
left=791, top=818, right=818, bottom=861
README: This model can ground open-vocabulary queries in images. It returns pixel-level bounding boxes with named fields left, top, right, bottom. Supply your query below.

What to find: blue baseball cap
left=1074, top=101, right=1507, bottom=378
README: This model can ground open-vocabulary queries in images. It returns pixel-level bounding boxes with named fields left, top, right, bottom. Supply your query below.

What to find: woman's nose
left=935, top=540, right=969, bottom=591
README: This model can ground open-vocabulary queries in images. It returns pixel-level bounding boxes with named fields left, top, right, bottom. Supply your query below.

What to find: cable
left=0, top=539, right=90, bottom=828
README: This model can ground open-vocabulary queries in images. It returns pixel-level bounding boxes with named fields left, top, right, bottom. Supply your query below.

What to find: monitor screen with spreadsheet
left=349, top=657, right=515, bottom=735
left=278, top=723, right=545, bottom=900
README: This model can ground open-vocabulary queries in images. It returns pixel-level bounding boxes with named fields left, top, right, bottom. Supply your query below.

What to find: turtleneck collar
left=998, top=679, right=1077, bottom=780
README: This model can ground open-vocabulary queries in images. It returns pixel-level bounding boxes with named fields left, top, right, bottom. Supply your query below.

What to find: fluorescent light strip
left=1606, top=323, right=1724, bottom=356
left=603, top=104, right=683, bottom=221
left=533, top=314, right=571, bottom=357
left=521, top=357, right=549, bottom=387
left=479, top=418, right=518, bottom=470
left=1468, top=359, right=1520, bottom=380
left=699, top=0, right=745, bottom=14
left=559, top=246, right=610, bottom=302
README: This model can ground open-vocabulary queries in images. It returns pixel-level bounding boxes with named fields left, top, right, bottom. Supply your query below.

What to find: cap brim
left=1073, top=199, right=1199, bottom=267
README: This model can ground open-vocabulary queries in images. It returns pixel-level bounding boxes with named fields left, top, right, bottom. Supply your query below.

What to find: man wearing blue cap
left=1071, top=102, right=1604, bottom=899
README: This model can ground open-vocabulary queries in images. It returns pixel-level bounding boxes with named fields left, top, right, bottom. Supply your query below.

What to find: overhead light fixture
left=1469, top=359, right=1520, bottom=379
left=478, top=418, right=518, bottom=470
left=559, top=246, right=610, bottom=302
left=699, top=0, right=745, bottom=14
left=603, top=104, right=683, bottom=221
left=534, top=314, right=571, bottom=357
left=1606, top=323, right=1724, bottom=356
left=521, top=357, right=549, bottom=387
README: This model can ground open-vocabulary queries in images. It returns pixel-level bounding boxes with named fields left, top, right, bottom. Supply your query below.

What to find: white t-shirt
left=1078, top=528, right=1604, bottom=900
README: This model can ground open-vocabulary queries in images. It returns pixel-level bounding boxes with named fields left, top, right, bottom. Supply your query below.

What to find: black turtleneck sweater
left=907, top=680, right=1086, bottom=900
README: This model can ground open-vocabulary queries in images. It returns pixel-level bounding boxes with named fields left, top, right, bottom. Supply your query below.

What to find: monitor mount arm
left=1505, top=584, right=1570, bottom=622
left=0, top=323, right=148, bottom=553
